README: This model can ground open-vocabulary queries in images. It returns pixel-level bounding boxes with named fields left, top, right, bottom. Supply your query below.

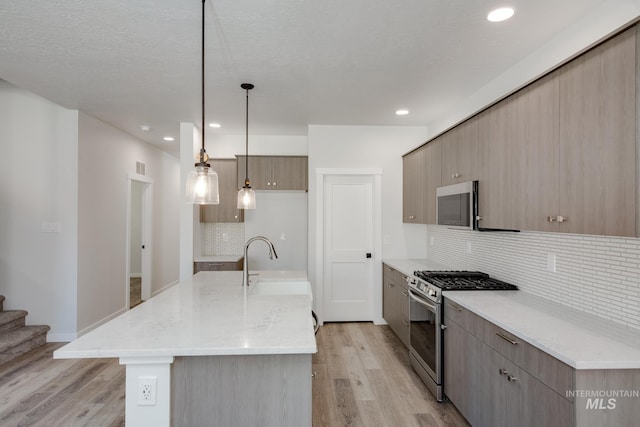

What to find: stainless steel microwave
left=436, top=181, right=478, bottom=230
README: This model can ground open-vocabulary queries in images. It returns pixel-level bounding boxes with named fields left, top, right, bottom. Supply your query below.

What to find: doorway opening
left=126, top=173, right=153, bottom=309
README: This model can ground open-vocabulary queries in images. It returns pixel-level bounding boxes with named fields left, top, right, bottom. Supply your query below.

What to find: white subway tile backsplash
left=426, top=225, right=640, bottom=331
left=203, top=223, right=245, bottom=256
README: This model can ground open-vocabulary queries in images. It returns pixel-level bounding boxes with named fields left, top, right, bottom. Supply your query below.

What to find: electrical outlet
left=547, top=253, right=557, bottom=273
left=138, top=376, right=157, bottom=406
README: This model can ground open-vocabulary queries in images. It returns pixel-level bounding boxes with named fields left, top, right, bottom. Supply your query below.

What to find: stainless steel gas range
left=406, top=271, right=518, bottom=402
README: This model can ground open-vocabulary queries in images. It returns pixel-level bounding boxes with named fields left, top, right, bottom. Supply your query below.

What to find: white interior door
left=323, top=175, right=374, bottom=321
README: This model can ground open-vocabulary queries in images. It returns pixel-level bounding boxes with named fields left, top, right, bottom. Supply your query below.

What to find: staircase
left=0, top=295, right=50, bottom=365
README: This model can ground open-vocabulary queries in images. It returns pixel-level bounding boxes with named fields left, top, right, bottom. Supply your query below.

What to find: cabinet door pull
left=548, top=216, right=556, bottom=223
left=409, top=215, right=415, bottom=220
left=447, top=303, right=462, bottom=312
left=507, top=374, right=518, bottom=382
left=496, top=332, right=518, bottom=345
left=452, top=173, right=461, bottom=179
left=499, top=368, right=507, bottom=376
left=402, top=320, right=409, bottom=326
left=401, top=291, right=408, bottom=297
left=273, top=181, right=277, bottom=186
left=556, top=215, right=568, bottom=223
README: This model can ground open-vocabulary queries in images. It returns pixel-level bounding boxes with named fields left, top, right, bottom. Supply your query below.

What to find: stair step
left=0, top=325, right=50, bottom=365
left=0, top=295, right=4, bottom=311
left=0, top=310, right=27, bottom=334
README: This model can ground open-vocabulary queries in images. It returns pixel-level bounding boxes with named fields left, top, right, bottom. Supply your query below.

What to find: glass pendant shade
left=186, top=165, right=219, bottom=204
left=237, top=185, right=256, bottom=209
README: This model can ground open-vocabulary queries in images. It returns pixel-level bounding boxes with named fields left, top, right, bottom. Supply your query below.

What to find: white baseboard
left=152, top=280, right=179, bottom=297
left=75, top=307, right=128, bottom=337
left=130, top=273, right=142, bottom=278
left=47, top=333, right=77, bottom=342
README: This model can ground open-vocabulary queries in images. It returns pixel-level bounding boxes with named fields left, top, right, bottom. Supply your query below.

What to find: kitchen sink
left=249, top=280, right=312, bottom=301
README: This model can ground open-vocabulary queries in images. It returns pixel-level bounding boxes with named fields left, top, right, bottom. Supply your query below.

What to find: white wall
left=0, top=82, right=79, bottom=341
left=307, top=125, right=429, bottom=299
left=244, top=192, right=308, bottom=271
left=78, top=113, right=180, bottom=334
left=207, top=134, right=308, bottom=158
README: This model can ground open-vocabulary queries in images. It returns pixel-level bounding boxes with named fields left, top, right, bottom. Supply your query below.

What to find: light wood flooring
left=130, top=277, right=142, bottom=308
left=313, top=322, right=469, bottom=427
left=0, top=323, right=469, bottom=426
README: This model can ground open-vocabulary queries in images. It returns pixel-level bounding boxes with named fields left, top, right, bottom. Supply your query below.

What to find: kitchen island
left=54, top=271, right=316, bottom=427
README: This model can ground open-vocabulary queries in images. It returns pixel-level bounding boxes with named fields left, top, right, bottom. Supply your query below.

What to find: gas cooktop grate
left=413, top=270, right=518, bottom=291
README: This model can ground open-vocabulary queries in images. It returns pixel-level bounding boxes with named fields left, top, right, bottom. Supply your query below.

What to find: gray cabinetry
left=382, top=264, right=409, bottom=347
left=443, top=299, right=574, bottom=427
left=200, top=159, right=244, bottom=223
left=558, top=27, right=636, bottom=237
left=402, top=146, right=427, bottom=223
left=236, top=155, right=308, bottom=191
left=404, top=26, right=637, bottom=237
left=194, top=259, right=244, bottom=273
left=402, top=139, right=441, bottom=224
left=478, top=72, right=560, bottom=232
left=441, top=116, right=479, bottom=186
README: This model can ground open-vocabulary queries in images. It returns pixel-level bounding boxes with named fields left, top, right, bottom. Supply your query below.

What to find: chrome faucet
left=243, top=236, right=278, bottom=286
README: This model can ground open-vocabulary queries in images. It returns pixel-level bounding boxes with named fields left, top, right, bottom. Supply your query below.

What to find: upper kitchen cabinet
left=200, top=159, right=244, bottom=223
left=441, top=116, right=479, bottom=186
left=402, top=146, right=427, bottom=223
left=478, top=72, right=560, bottom=232
left=236, top=155, right=308, bottom=191
left=403, top=139, right=441, bottom=224
left=558, top=27, right=636, bottom=237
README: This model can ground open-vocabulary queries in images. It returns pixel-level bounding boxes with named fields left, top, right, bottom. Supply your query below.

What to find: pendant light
left=186, top=0, right=219, bottom=205
left=237, top=83, right=256, bottom=209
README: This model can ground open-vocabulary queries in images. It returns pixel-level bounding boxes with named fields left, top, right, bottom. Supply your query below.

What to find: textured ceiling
left=0, top=0, right=622, bottom=154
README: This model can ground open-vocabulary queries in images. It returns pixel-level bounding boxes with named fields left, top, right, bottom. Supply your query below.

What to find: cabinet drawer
left=443, top=299, right=471, bottom=330
left=382, top=264, right=402, bottom=284
left=481, top=320, right=573, bottom=400
left=194, top=260, right=243, bottom=273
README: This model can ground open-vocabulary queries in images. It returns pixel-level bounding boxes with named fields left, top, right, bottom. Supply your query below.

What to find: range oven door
left=408, top=289, right=442, bottom=399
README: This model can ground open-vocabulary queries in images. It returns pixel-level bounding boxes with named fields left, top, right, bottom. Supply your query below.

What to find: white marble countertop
left=194, top=255, right=244, bottom=263
left=444, top=290, right=640, bottom=370
left=54, top=271, right=316, bottom=359
left=382, top=258, right=451, bottom=277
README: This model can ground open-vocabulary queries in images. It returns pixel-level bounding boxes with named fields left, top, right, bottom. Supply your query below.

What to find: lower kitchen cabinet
left=444, top=299, right=573, bottom=427
left=382, top=264, right=410, bottom=347
left=194, top=259, right=243, bottom=274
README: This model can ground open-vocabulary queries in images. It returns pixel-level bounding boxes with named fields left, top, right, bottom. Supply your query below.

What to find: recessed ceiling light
left=163, top=136, right=175, bottom=142
left=140, top=125, right=151, bottom=132
left=396, top=109, right=409, bottom=116
left=209, top=123, right=221, bottom=128
left=487, top=7, right=514, bottom=22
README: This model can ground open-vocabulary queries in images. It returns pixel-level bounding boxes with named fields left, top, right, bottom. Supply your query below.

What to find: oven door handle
left=408, top=289, right=438, bottom=312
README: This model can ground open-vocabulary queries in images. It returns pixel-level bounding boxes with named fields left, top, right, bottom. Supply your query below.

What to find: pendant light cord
left=245, top=86, right=249, bottom=183
left=200, top=0, right=206, bottom=162
left=241, top=83, right=254, bottom=186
